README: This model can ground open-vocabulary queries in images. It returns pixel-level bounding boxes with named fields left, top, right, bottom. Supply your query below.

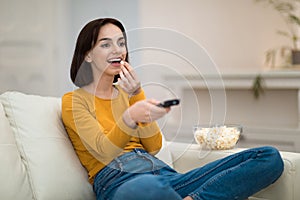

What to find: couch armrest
left=167, top=142, right=300, bottom=200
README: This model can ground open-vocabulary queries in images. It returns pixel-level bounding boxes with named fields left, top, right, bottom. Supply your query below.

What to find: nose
left=112, top=43, right=122, bottom=54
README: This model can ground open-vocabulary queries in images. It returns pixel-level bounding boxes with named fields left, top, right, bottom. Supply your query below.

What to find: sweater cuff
left=116, top=116, right=139, bottom=137
left=129, top=89, right=146, bottom=104
left=137, top=122, right=161, bottom=138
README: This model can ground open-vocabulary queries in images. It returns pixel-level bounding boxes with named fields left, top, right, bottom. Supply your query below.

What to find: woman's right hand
left=123, top=99, right=170, bottom=128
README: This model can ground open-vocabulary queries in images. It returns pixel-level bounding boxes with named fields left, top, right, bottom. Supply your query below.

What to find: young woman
left=61, top=18, right=284, bottom=200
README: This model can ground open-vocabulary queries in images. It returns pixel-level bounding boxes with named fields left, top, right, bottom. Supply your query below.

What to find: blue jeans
left=93, top=147, right=283, bottom=200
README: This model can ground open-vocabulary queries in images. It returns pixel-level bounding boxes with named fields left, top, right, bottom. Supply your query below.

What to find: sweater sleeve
left=128, top=89, right=163, bottom=154
left=139, top=123, right=162, bottom=155
left=61, top=92, right=139, bottom=165
left=129, top=89, right=146, bottom=105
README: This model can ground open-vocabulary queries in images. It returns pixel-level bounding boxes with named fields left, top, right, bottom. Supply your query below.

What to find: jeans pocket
left=94, top=166, right=124, bottom=199
left=104, top=171, right=126, bottom=199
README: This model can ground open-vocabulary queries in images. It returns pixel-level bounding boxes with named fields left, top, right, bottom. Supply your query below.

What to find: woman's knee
left=259, top=146, right=284, bottom=178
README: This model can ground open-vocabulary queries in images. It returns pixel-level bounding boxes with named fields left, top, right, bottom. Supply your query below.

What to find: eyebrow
left=98, top=36, right=125, bottom=42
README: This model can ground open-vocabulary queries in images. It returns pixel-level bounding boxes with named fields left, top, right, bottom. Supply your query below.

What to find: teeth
left=108, top=58, right=122, bottom=63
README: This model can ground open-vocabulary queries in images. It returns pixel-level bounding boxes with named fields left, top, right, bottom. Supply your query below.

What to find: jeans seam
left=173, top=153, right=239, bottom=190
left=174, top=149, right=259, bottom=191
left=189, top=193, right=202, bottom=200
left=95, top=149, right=170, bottom=199
left=186, top=148, right=274, bottom=200
left=189, top=163, right=236, bottom=199
left=136, top=151, right=156, bottom=172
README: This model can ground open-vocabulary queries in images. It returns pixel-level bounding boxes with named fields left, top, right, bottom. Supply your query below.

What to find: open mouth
left=107, top=58, right=122, bottom=64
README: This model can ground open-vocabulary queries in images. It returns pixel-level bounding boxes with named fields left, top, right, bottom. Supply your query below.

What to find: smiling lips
left=107, top=58, right=124, bottom=67
left=108, top=58, right=122, bottom=64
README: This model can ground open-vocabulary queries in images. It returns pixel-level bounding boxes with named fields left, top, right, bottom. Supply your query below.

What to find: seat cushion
left=155, top=135, right=173, bottom=167
left=0, top=91, right=96, bottom=200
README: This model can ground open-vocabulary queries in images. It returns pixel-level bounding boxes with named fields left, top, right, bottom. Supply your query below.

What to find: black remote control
left=157, top=99, right=180, bottom=108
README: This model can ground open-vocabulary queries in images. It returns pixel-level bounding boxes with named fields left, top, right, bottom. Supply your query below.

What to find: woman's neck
left=82, top=76, right=117, bottom=99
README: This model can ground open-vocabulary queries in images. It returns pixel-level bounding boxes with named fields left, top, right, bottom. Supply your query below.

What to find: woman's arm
left=62, top=92, right=138, bottom=164
left=139, top=127, right=163, bottom=155
left=116, top=62, right=167, bottom=154
left=124, top=99, right=169, bottom=154
left=129, top=89, right=145, bottom=105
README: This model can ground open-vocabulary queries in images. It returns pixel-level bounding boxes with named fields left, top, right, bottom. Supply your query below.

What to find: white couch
left=0, top=91, right=299, bottom=200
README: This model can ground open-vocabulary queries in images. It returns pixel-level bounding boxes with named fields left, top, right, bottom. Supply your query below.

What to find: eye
left=100, top=42, right=111, bottom=48
left=118, top=40, right=126, bottom=47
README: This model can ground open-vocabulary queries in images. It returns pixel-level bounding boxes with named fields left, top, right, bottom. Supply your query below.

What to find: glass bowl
left=193, top=124, right=243, bottom=150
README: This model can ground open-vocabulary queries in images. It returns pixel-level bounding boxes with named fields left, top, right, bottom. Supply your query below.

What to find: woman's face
left=85, top=23, right=127, bottom=79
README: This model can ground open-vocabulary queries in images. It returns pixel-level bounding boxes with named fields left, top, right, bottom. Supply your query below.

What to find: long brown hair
left=70, top=18, right=129, bottom=87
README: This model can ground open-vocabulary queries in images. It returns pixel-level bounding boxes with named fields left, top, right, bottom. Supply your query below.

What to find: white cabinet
left=163, top=71, right=300, bottom=152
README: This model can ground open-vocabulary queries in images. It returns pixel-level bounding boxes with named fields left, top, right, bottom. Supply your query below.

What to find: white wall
left=0, top=0, right=71, bottom=96
left=138, top=0, right=288, bottom=73
left=131, top=0, right=291, bottom=102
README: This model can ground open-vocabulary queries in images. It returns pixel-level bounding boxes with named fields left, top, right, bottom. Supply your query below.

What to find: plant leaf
left=275, top=2, right=294, bottom=13
left=252, top=75, right=264, bottom=99
left=289, top=14, right=300, bottom=26
left=277, top=30, right=291, bottom=38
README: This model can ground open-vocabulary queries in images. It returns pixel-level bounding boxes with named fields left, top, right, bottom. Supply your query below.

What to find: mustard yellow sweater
left=61, top=87, right=162, bottom=184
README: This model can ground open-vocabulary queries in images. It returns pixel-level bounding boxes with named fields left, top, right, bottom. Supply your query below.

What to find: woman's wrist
left=130, top=86, right=141, bottom=97
left=122, top=110, right=138, bottom=129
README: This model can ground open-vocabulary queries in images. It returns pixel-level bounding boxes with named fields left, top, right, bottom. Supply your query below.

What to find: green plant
left=252, top=75, right=265, bottom=99
left=255, top=0, right=300, bottom=66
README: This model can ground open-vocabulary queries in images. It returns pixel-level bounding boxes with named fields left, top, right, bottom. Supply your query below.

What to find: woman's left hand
left=118, top=61, right=141, bottom=96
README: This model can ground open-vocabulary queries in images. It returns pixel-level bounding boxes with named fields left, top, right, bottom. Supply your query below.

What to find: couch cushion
left=0, top=103, right=33, bottom=200
left=0, top=91, right=95, bottom=200
left=155, top=136, right=173, bottom=167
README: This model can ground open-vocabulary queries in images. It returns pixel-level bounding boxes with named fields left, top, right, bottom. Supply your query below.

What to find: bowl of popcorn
left=193, top=124, right=242, bottom=150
